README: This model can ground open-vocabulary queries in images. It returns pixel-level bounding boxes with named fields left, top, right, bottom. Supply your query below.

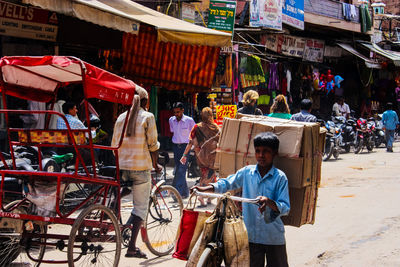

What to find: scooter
left=368, top=115, right=385, bottom=148
left=322, top=120, right=341, bottom=161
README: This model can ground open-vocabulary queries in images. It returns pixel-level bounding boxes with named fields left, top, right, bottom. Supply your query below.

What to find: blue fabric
left=291, top=110, right=317, bottom=122
left=382, top=110, right=399, bottom=130
left=172, top=143, right=189, bottom=198
left=56, top=114, right=86, bottom=129
left=211, top=165, right=290, bottom=245
left=385, top=129, right=395, bottom=149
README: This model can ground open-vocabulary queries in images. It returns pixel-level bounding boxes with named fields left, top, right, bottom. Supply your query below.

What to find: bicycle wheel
left=67, top=204, right=121, bottom=267
left=143, top=185, right=183, bottom=256
left=197, top=246, right=221, bottom=267
left=0, top=200, right=45, bottom=266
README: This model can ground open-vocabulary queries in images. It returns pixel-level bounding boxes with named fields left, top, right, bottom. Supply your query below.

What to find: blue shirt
left=56, top=114, right=86, bottom=130
left=169, top=115, right=195, bottom=144
left=382, top=110, right=399, bottom=130
left=211, top=165, right=290, bottom=245
left=291, top=110, right=317, bottom=122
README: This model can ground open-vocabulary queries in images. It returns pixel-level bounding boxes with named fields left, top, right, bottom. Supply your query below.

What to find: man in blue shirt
left=56, top=102, right=86, bottom=130
left=169, top=102, right=195, bottom=198
left=192, top=132, right=290, bottom=267
left=382, top=102, right=399, bottom=152
left=291, top=99, right=317, bottom=122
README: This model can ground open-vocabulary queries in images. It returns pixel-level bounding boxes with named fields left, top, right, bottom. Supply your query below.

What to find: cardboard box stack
left=214, top=115, right=326, bottom=227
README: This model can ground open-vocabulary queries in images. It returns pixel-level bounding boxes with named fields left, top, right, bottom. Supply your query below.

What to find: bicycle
left=192, top=189, right=259, bottom=267
left=121, top=169, right=183, bottom=256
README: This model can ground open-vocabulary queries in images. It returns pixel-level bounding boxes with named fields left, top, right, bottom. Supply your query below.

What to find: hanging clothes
left=245, top=55, right=265, bottom=83
left=342, top=3, right=351, bottom=21
left=268, top=63, right=279, bottom=92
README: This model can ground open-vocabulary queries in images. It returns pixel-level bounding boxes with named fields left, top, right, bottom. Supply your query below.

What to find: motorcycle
left=368, top=115, right=385, bottom=148
left=322, top=120, right=341, bottom=161
left=333, top=116, right=356, bottom=153
left=354, top=118, right=374, bottom=154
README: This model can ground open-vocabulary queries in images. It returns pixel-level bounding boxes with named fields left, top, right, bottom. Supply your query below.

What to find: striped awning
left=118, top=26, right=220, bottom=92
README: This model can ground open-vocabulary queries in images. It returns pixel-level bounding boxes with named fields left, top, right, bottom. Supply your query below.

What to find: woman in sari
left=180, top=107, right=220, bottom=207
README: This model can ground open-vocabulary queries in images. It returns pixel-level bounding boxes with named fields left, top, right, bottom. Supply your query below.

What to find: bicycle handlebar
left=193, top=189, right=260, bottom=204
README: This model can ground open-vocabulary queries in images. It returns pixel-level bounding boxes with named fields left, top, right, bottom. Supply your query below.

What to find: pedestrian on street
left=169, top=102, right=195, bottom=199
left=192, top=132, right=290, bottom=267
left=111, top=86, right=161, bottom=259
left=238, top=90, right=263, bottom=115
left=382, top=102, right=399, bottom=152
left=180, top=107, right=220, bottom=207
left=291, top=99, right=317, bottom=122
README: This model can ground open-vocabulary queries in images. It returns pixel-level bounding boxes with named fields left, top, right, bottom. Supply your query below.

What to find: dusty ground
left=11, top=142, right=400, bottom=266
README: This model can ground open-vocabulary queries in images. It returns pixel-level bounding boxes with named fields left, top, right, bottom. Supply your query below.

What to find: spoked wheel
left=67, top=204, right=121, bottom=267
left=0, top=200, right=46, bottom=267
left=143, top=185, right=183, bottom=256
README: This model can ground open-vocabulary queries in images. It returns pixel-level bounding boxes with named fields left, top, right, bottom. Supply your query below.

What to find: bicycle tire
left=197, top=247, right=218, bottom=267
left=143, top=185, right=183, bottom=256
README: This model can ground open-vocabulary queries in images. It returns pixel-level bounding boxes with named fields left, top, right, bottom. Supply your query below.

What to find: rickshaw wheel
left=67, top=204, right=121, bottom=267
left=0, top=200, right=45, bottom=266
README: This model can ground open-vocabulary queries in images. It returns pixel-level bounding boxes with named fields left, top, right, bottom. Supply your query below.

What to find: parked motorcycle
left=322, top=120, right=341, bottom=161
left=354, top=118, right=374, bottom=154
left=368, top=115, right=385, bottom=148
left=332, top=116, right=356, bottom=153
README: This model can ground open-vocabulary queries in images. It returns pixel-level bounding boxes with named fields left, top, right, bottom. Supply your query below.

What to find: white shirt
left=333, top=102, right=350, bottom=117
left=169, top=115, right=195, bottom=144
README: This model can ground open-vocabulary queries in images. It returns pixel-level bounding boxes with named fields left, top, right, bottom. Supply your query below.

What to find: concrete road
left=11, top=142, right=400, bottom=266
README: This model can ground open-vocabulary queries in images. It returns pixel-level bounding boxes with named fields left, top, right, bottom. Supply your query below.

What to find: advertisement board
left=249, top=0, right=282, bottom=30
left=261, top=34, right=305, bottom=58
left=282, top=0, right=304, bottom=30
left=303, top=39, right=325, bottom=63
left=216, top=105, right=237, bottom=120
left=0, top=0, right=58, bottom=42
left=181, top=3, right=195, bottom=24
left=208, top=0, right=236, bottom=34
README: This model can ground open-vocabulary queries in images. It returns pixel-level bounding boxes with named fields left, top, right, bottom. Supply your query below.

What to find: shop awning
left=359, top=42, right=400, bottom=67
left=23, top=0, right=231, bottom=47
left=336, top=43, right=381, bottom=69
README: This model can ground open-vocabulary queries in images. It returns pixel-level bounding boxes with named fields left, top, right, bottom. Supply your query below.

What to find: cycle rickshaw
left=0, top=56, right=182, bottom=266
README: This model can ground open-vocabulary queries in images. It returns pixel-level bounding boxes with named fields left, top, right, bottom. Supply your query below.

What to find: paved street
left=10, top=142, right=400, bottom=266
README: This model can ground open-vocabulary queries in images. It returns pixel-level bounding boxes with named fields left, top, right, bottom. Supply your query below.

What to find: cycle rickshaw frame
left=0, top=55, right=138, bottom=266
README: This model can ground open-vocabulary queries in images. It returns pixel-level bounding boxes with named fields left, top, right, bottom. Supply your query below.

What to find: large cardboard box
left=215, top=115, right=324, bottom=227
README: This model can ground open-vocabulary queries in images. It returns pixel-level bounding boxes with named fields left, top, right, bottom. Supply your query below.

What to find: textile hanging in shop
left=240, top=73, right=260, bottom=88
left=245, top=55, right=265, bottom=83
left=149, top=86, right=158, bottom=122
left=120, top=25, right=220, bottom=92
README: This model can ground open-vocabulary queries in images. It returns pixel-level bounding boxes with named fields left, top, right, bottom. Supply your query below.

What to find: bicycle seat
left=51, top=153, right=74, bottom=164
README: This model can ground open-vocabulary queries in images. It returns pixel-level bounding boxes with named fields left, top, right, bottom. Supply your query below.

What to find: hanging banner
left=0, top=0, right=58, bottom=42
left=261, top=34, right=305, bottom=58
left=208, top=0, right=237, bottom=34
left=250, top=0, right=282, bottom=30
left=303, top=39, right=325, bottom=63
left=282, top=0, right=304, bottom=30
left=181, top=3, right=195, bottom=24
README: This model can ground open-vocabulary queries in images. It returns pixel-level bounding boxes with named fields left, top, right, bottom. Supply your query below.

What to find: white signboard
left=250, top=0, right=282, bottom=30
left=261, top=34, right=305, bottom=58
left=181, top=3, right=195, bottom=24
left=303, top=39, right=325, bottom=63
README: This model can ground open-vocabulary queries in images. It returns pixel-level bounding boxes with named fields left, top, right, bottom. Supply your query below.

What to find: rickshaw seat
left=17, top=130, right=86, bottom=145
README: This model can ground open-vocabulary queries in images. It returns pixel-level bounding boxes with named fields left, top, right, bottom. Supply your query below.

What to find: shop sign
left=208, top=0, right=236, bottom=34
left=282, top=0, right=304, bottom=30
left=324, top=45, right=342, bottom=57
left=250, top=0, right=282, bottom=30
left=216, top=105, right=237, bottom=120
left=207, top=93, right=217, bottom=99
left=261, top=34, right=305, bottom=58
left=303, top=39, right=325, bottom=63
left=181, top=3, right=195, bottom=24
left=0, top=0, right=58, bottom=42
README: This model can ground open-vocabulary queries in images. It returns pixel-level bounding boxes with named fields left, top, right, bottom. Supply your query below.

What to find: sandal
left=125, top=248, right=147, bottom=259
left=197, top=204, right=207, bottom=208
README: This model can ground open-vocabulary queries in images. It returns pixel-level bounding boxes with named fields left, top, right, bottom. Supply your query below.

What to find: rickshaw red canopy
left=0, top=56, right=136, bottom=105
